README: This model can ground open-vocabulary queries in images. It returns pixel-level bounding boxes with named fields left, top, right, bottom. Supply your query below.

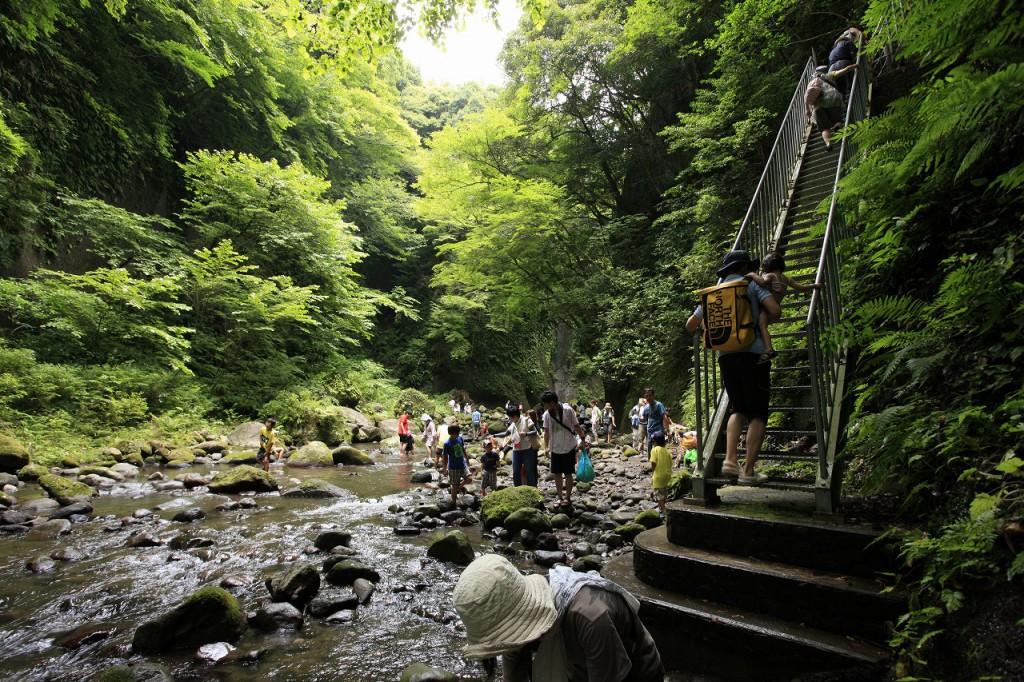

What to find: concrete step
left=632, top=527, right=904, bottom=642
left=603, top=553, right=893, bottom=682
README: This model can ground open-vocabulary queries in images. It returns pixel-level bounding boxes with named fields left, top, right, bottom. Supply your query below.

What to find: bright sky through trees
left=399, top=0, right=523, bottom=85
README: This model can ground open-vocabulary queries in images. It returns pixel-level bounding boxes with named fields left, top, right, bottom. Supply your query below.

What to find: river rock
left=26, top=519, right=71, bottom=539
left=110, top=462, right=141, bottom=478
left=227, top=422, right=263, bottom=449
left=534, top=550, right=567, bottom=567
left=172, top=507, right=206, bottom=523
left=613, top=523, right=645, bottom=542
left=400, top=662, right=458, bottom=682
left=51, top=546, right=86, bottom=561
left=250, top=601, right=303, bottom=630
left=378, top=419, right=400, bottom=438
left=48, top=501, right=93, bottom=520
left=221, top=451, right=259, bottom=465
left=126, top=531, right=163, bottom=548
left=551, top=513, right=572, bottom=529
left=415, top=503, right=441, bottom=518
left=37, top=474, right=94, bottom=506
left=207, top=466, right=278, bottom=494
left=479, top=486, right=544, bottom=529
left=153, top=480, right=185, bottom=492
left=309, top=592, right=360, bottom=617
left=504, top=508, right=552, bottom=537
left=195, top=440, right=228, bottom=455
left=27, top=556, right=56, bottom=573
left=0, top=435, right=30, bottom=473
left=410, top=470, right=434, bottom=483
left=266, top=563, right=321, bottom=608
left=54, top=622, right=115, bottom=649
left=352, top=425, right=383, bottom=443
left=286, top=441, right=333, bottom=468
left=0, top=491, right=14, bottom=507
left=176, top=473, right=210, bottom=489
left=394, top=526, right=421, bottom=536
left=326, top=609, right=356, bottom=624
left=314, top=530, right=352, bottom=552
left=80, top=466, right=125, bottom=482
left=352, top=578, right=375, bottom=604
left=80, top=474, right=116, bottom=488
left=133, top=586, right=247, bottom=652
left=331, top=445, right=374, bottom=466
left=19, top=497, right=60, bottom=514
left=634, top=509, right=662, bottom=529
left=536, top=532, right=559, bottom=551
left=195, top=641, right=235, bottom=664
left=169, top=533, right=215, bottom=550
left=426, top=530, right=474, bottom=566
left=0, top=524, right=28, bottom=534
left=17, top=463, right=48, bottom=481
left=572, top=555, right=604, bottom=573
left=326, top=559, right=379, bottom=586
left=281, top=479, right=349, bottom=498
left=3, top=510, right=34, bottom=525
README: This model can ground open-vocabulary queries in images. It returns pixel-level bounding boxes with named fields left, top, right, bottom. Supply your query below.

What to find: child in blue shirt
left=443, top=422, right=469, bottom=505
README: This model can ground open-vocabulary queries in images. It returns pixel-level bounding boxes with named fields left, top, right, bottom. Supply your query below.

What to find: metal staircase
left=691, top=41, right=870, bottom=513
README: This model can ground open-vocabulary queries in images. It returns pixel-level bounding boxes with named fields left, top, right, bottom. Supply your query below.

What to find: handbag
left=575, top=449, right=596, bottom=483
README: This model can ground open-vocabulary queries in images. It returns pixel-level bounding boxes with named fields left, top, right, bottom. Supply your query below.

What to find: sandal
left=758, top=350, right=777, bottom=364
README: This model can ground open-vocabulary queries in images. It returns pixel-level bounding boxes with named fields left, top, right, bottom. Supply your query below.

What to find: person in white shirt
left=541, top=391, right=589, bottom=507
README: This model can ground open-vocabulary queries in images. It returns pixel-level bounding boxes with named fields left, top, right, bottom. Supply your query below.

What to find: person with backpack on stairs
left=686, top=249, right=780, bottom=486
left=806, top=63, right=860, bottom=150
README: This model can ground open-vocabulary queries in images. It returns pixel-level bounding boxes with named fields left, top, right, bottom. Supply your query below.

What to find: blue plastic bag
left=576, top=449, right=596, bottom=483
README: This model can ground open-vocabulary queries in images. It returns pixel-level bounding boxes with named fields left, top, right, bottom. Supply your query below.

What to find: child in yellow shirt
left=649, top=432, right=672, bottom=514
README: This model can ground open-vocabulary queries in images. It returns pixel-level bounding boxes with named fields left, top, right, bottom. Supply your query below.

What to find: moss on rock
left=221, top=451, right=259, bottom=465
left=426, top=530, right=474, bottom=566
left=613, top=523, right=646, bottom=542
left=504, top=508, right=553, bottom=536
left=38, top=474, right=94, bottom=506
left=634, top=509, right=663, bottom=529
left=0, top=435, right=30, bottom=472
left=207, top=465, right=278, bottom=494
left=331, top=445, right=373, bottom=466
left=18, top=463, right=49, bottom=481
left=132, top=586, right=247, bottom=653
left=286, top=441, right=333, bottom=468
left=93, top=666, right=133, bottom=682
left=479, top=486, right=545, bottom=529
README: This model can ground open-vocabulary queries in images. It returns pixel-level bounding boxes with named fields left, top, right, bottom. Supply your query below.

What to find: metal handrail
left=806, top=36, right=870, bottom=499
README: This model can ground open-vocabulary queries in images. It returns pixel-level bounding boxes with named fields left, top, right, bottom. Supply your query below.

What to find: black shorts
left=719, top=352, right=771, bottom=422
left=550, top=450, right=576, bottom=475
left=399, top=434, right=414, bottom=446
left=256, top=448, right=269, bottom=462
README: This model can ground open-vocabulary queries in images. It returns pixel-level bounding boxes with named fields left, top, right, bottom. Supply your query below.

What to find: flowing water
left=0, top=447, right=491, bottom=681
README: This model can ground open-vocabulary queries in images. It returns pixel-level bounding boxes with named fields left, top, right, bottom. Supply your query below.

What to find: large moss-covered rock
left=351, top=425, right=382, bottom=443
left=286, top=441, right=333, bottom=468
left=331, top=445, right=373, bottom=466
left=266, top=563, right=321, bottom=608
left=613, top=523, right=645, bottom=542
left=38, top=474, right=94, bottom=506
left=280, top=479, right=350, bottom=498
left=504, top=508, right=553, bottom=537
left=221, top=451, right=259, bottom=465
left=426, top=530, right=474, bottom=566
left=132, top=586, right=246, bottom=653
left=286, top=407, right=353, bottom=447
left=479, top=486, right=545, bottom=529
left=340, top=407, right=373, bottom=429
left=0, top=435, right=30, bottom=473
left=18, top=463, right=48, bottom=481
left=207, top=465, right=278, bottom=494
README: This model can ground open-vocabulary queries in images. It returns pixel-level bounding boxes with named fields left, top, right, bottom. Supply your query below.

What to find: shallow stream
left=0, top=447, right=491, bottom=681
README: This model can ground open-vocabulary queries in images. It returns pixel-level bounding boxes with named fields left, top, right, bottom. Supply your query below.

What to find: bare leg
left=725, top=412, right=745, bottom=472
left=564, top=475, right=574, bottom=504
left=744, top=418, right=766, bottom=476
left=554, top=473, right=564, bottom=502
left=759, top=309, right=774, bottom=355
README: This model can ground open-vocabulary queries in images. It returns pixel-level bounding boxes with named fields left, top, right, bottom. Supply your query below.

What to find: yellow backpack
left=697, top=279, right=756, bottom=352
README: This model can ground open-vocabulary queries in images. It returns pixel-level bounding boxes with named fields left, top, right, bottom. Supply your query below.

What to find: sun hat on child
left=453, top=554, right=557, bottom=659
left=421, top=413, right=432, bottom=421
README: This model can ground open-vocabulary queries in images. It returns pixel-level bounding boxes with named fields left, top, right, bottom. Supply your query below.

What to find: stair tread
left=602, top=554, right=895, bottom=665
left=703, top=475, right=819, bottom=492
left=635, top=529, right=899, bottom=599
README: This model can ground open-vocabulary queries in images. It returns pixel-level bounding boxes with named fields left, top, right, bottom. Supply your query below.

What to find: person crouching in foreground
left=453, top=554, right=664, bottom=682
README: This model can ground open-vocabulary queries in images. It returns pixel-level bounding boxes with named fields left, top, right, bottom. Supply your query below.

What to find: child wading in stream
left=746, top=251, right=822, bottom=364
left=256, top=418, right=283, bottom=472
left=442, top=422, right=471, bottom=505
left=479, top=438, right=500, bottom=497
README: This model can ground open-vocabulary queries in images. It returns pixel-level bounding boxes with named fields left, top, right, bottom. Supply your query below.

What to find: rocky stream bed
left=0, top=422, right=679, bottom=681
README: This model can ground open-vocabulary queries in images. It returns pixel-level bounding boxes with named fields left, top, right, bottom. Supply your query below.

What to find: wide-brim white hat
left=421, top=413, right=432, bottom=421
left=453, top=554, right=556, bottom=659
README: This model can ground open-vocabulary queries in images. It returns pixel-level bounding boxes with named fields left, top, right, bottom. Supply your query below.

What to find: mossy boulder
left=669, top=469, right=693, bottom=498
left=114, top=450, right=145, bottom=468
left=132, top=586, right=247, bottom=653
left=504, top=508, right=553, bottom=537
left=286, top=441, right=333, bottom=468
left=221, top=451, right=259, bottom=465
left=18, top=463, right=49, bottom=481
left=0, top=491, right=15, bottom=507
left=0, top=435, right=30, bottom=472
left=281, top=479, right=349, bottom=498
left=266, top=563, right=321, bottom=608
left=325, top=559, right=380, bottom=586
left=165, top=450, right=195, bottom=465
left=286, top=406, right=353, bottom=447
left=613, top=523, right=646, bottom=542
left=207, top=465, right=278, bottom=494
left=479, top=486, right=545, bottom=529
left=38, top=474, right=94, bottom=506
left=623, top=446, right=640, bottom=457
left=93, top=666, right=133, bottom=682
left=426, top=530, right=474, bottom=566
left=331, top=445, right=373, bottom=466
left=227, top=422, right=263, bottom=449
left=400, top=663, right=458, bottom=682
left=634, top=509, right=663, bottom=529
